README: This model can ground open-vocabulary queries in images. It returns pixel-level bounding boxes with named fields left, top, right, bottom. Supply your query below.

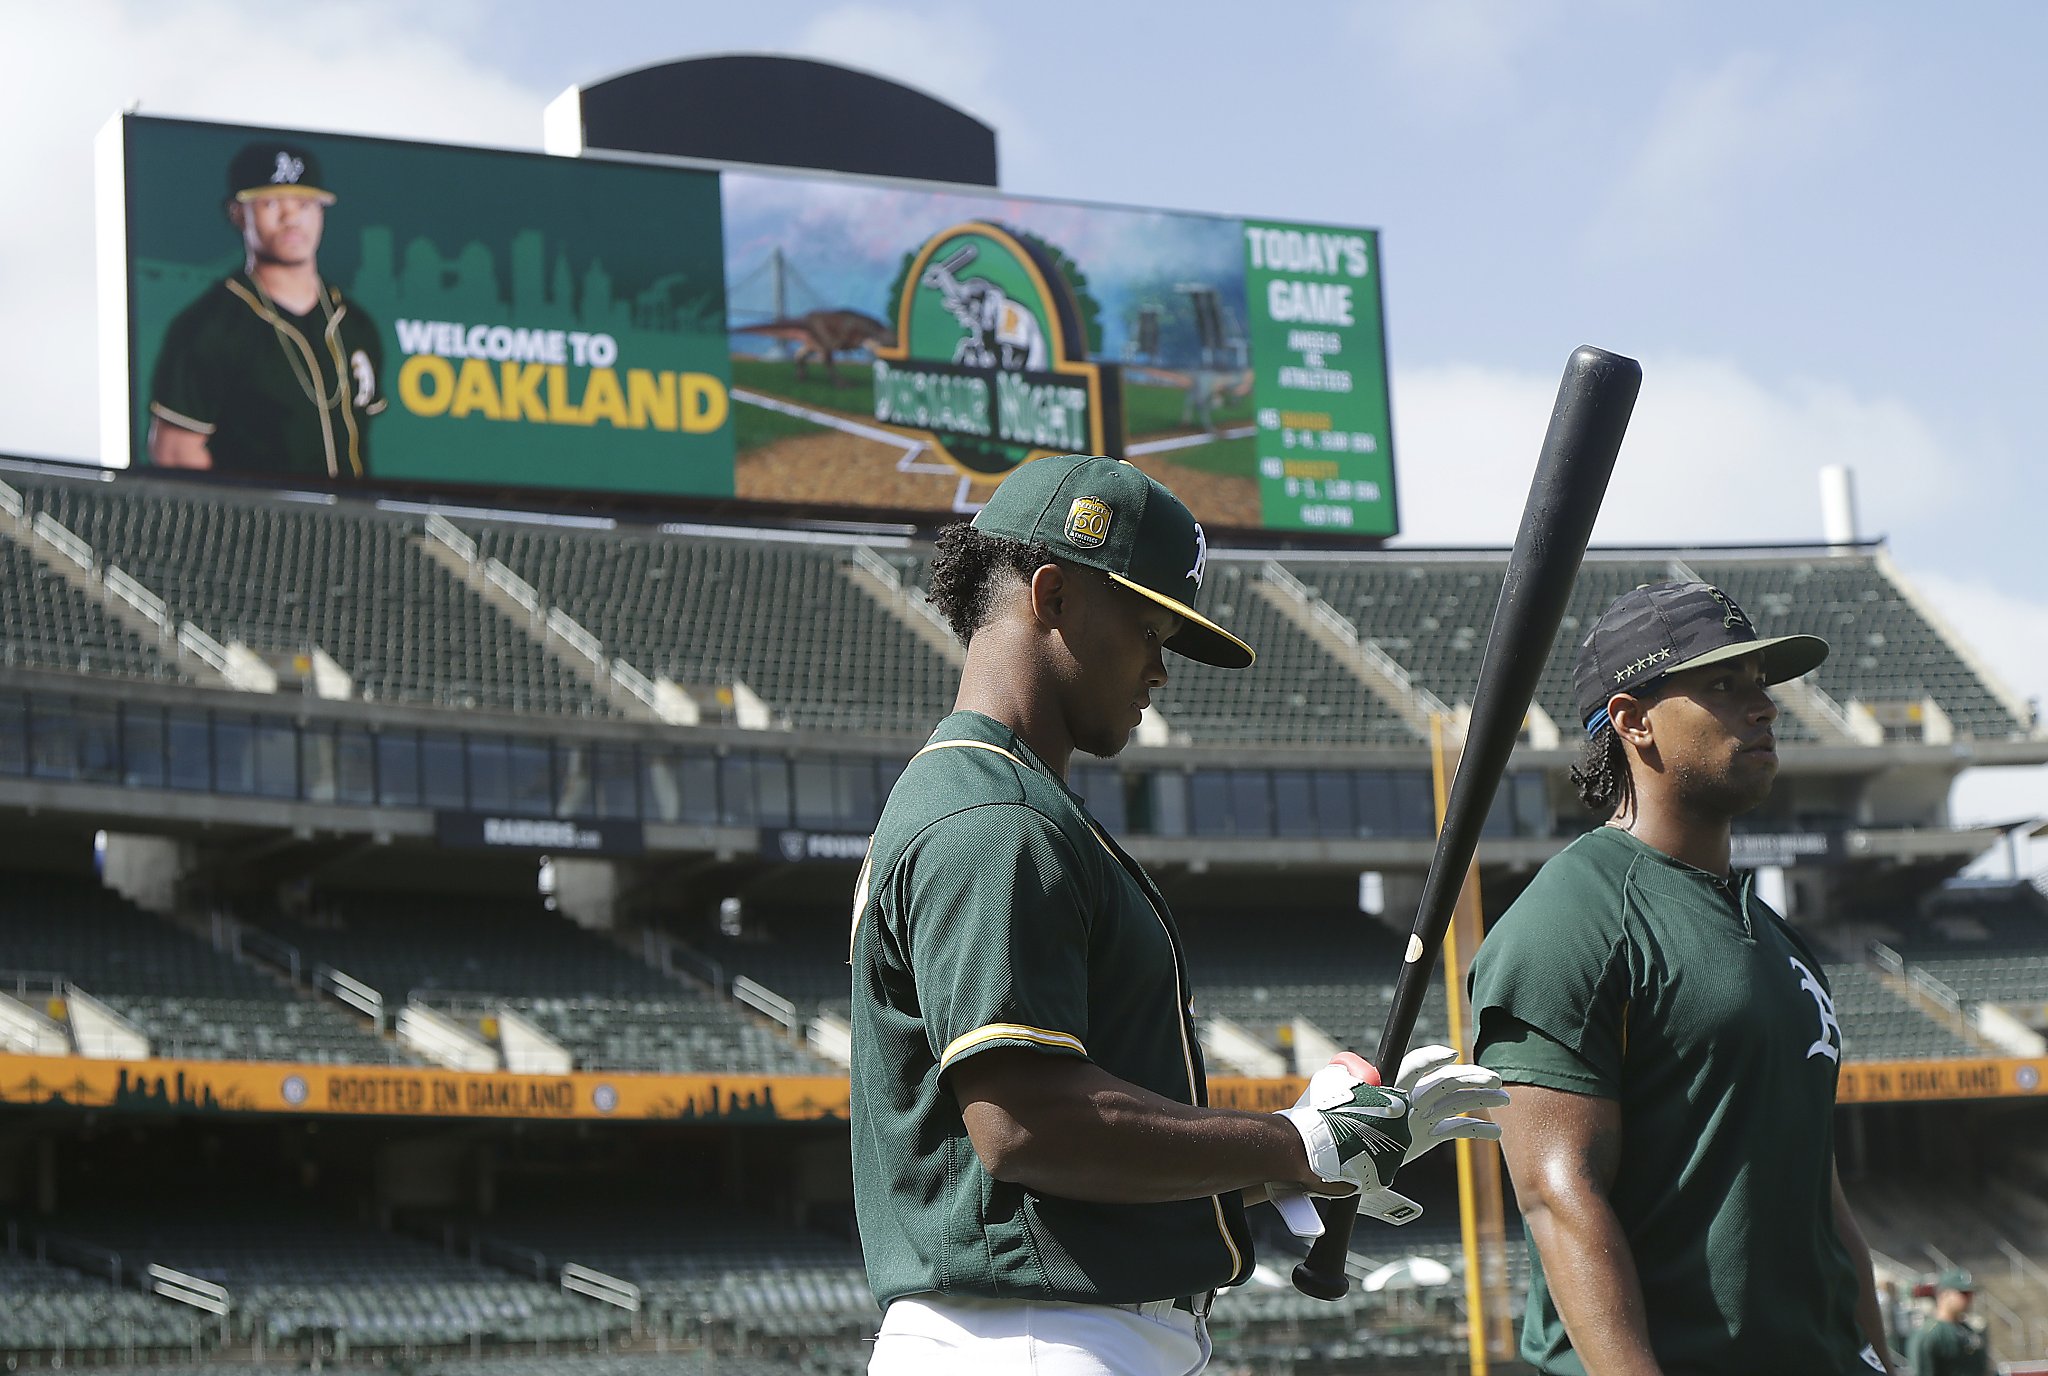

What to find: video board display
left=100, top=115, right=1396, bottom=535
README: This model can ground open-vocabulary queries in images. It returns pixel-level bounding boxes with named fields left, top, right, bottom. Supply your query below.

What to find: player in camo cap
left=1471, top=581, right=1896, bottom=1375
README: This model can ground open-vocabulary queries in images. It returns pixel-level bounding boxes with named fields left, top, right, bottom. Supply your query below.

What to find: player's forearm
left=1832, top=1182, right=1897, bottom=1373
left=962, top=1067, right=1319, bottom=1204
left=1522, top=1186, right=1665, bottom=1376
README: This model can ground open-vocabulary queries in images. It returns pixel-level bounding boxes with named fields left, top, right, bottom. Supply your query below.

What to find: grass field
left=1122, top=380, right=1255, bottom=437
left=730, top=356, right=858, bottom=451
left=1154, top=433, right=1259, bottom=478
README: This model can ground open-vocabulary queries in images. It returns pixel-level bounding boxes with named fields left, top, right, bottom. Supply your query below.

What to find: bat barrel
left=1294, top=345, right=1640, bottom=1300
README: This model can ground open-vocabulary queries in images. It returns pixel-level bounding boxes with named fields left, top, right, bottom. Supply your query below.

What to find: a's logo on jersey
left=1187, top=522, right=1209, bottom=589
left=1065, top=496, right=1112, bottom=549
left=271, top=152, right=306, bottom=186
left=1788, top=955, right=1842, bottom=1062
left=350, top=350, right=376, bottom=407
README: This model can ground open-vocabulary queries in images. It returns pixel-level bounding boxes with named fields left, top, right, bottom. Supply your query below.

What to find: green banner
left=1242, top=220, right=1395, bottom=534
left=120, top=117, right=734, bottom=496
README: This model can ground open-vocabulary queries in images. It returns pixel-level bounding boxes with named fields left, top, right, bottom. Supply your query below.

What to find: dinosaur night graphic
left=868, top=222, right=1111, bottom=476
left=718, top=172, right=1395, bottom=533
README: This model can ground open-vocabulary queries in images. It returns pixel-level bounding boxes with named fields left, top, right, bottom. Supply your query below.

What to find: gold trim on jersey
left=940, top=1022, right=1088, bottom=1068
left=226, top=276, right=352, bottom=479
left=148, top=401, right=216, bottom=436
left=894, top=734, right=1247, bottom=1282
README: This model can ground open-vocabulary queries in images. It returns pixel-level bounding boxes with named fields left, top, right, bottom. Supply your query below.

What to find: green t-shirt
left=1470, top=826, right=1870, bottom=1376
left=1908, top=1317, right=1989, bottom=1376
left=150, top=271, right=385, bottom=480
left=849, top=710, right=1253, bottom=1309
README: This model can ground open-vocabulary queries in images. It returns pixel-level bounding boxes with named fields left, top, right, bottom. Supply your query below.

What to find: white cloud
left=1365, top=0, right=1554, bottom=116
left=1391, top=353, right=1958, bottom=551
left=0, top=0, right=547, bottom=461
left=1596, top=51, right=1863, bottom=254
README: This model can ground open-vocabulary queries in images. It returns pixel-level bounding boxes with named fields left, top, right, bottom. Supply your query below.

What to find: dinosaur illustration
left=734, top=309, right=896, bottom=386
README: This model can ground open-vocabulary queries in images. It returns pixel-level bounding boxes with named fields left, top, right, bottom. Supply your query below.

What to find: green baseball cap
left=1936, top=1269, right=1976, bottom=1293
left=971, top=454, right=1254, bottom=669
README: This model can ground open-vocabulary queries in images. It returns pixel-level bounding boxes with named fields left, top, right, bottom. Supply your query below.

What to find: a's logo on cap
left=271, top=152, right=305, bottom=186
left=1187, top=522, right=1209, bottom=589
left=1065, top=496, right=1112, bottom=549
left=1704, top=585, right=1751, bottom=632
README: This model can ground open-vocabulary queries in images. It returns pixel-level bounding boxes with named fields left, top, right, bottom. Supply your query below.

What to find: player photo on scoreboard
left=103, top=115, right=738, bottom=499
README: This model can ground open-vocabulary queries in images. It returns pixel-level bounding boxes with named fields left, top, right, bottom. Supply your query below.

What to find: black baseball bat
left=1292, top=345, right=1641, bottom=1300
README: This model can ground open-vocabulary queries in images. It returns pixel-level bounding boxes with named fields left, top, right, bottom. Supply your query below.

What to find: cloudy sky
left=3, top=1, right=2041, bottom=867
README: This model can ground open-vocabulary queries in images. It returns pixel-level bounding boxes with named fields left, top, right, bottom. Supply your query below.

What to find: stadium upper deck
left=1, top=458, right=2036, bottom=751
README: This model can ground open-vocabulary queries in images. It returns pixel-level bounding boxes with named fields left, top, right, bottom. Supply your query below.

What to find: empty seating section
left=1692, top=556, right=2025, bottom=738
left=1180, top=911, right=1451, bottom=1058
left=0, top=537, right=182, bottom=683
left=471, top=525, right=958, bottom=736
left=469, top=1203, right=868, bottom=1338
left=2, top=472, right=2027, bottom=749
left=1895, top=884, right=2048, bottom=1007
left=1820, top=958, right=1984, bottom=1060
left=0, top=1253, right=204, bottom=1355
left=45, top=1214, right=621, bottom=1350
left=1290, top=559, right=1507, bottom=711
left=12, top=475, right=608, bottom=717
left=694, top=923, right=851, bottom=1019
left=0, top=871, right=409, bottom=1065
left=1158, top=563, right=1416, bottom=744
left=260, top=893, right=833, bottom=1075
left=1284, top=556, right=1841, bottom=742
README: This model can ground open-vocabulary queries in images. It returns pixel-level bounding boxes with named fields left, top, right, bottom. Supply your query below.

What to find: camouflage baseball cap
left=971, top=454, right=1253, bottom=668
left=228, top=143, right=336, bottom=205
left=1574, top=580, right=1828, bottom=734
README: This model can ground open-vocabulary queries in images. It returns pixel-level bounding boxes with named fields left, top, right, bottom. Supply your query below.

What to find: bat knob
left=1291, top=1259, right=1351, bottom=1300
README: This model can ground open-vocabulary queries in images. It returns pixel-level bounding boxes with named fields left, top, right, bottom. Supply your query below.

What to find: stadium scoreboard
left=97, top=113, right=1398, bottom=537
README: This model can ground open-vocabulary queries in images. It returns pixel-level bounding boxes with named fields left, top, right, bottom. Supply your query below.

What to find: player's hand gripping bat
left=1290, top=345, right=1642, bottom=1299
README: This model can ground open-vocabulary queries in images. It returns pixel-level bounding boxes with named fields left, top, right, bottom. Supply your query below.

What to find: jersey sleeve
left=1469, top=883, right=1632, bottom=1097
left=148, top=304, right=223, bottom=436
left=897, top=802, right=1094, bottom=1074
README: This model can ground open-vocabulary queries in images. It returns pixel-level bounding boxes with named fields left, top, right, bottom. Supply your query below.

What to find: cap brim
left=1662, top=633, right=1831, bottom=686
left=235, top=186, right=336, bottom=205
left=1106, top=571, right=1255, bottom=669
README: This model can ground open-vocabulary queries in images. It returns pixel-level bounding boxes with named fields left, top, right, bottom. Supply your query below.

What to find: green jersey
left=1470, top=826, right=1869, bottom=1376
left=1908, top=1317, right=1989, bottom=1376
left=150, top=271, right=385, bottom=480
left=849, top=710, right=1253, bottom=1309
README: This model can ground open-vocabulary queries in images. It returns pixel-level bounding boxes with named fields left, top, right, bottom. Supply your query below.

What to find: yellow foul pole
left=1432, top=712, right=1491, bottom=1376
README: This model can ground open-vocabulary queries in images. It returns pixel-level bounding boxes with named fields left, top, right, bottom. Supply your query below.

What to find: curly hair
left=1570, top=679, right=1670, bottom=817
left=1569, top=724, right=1634, bottom=819
left=924, top=523, right=1057, bottom=644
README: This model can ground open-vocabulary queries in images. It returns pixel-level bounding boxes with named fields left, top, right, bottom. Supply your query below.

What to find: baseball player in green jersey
left=1907, top=1271, right=1989, bottom=1376
left=850, top=454, right=1506, bottom=1375
left=1470, top=580, right=1895, bottom=1376
left=147, top=142, right=385, bottom=481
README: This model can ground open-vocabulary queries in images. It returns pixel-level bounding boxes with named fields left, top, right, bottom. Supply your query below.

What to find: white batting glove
left=1392, top=1044, right=1508, bottom=1165
left=1269, top=1047, right=1507, bottom=1240
left=1274, top=1060, right=1423, bottom=1233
